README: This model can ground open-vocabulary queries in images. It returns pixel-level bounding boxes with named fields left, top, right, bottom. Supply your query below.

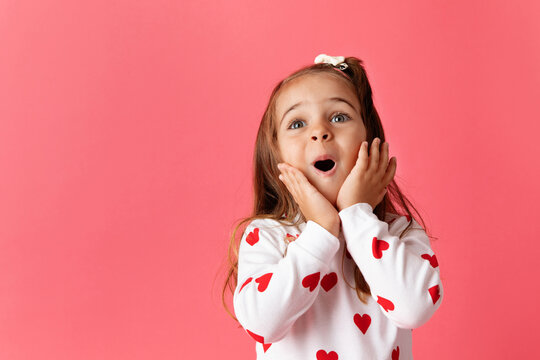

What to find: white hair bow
left=314, top=54, right=348, bottom=70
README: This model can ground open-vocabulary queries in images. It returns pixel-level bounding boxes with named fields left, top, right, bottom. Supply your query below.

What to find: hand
left=336, top=138, right=397, bottom=211
left=277, top=163, right=340, bottom=238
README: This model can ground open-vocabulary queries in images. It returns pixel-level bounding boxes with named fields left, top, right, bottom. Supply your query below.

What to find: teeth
left=314, top=159, right=335, bottom=172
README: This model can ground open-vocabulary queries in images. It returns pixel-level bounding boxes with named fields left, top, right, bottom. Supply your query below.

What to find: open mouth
left=313, top=159, right=336, bottom=172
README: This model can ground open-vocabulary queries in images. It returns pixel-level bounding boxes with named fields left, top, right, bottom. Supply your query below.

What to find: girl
left=222, top=54, right=443, bottom=359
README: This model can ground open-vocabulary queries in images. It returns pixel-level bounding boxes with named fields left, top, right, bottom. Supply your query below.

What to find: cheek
left=276, top=139, right=288, bottom=161
left=278, top=141, right=303, bottom=165
left=342, top=141, right=363, bottom=170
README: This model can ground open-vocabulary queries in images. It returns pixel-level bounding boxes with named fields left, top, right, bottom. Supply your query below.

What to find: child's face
left=275, top=73, right=367, bottom=206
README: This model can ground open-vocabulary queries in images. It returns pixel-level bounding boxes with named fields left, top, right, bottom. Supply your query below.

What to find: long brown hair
left=221, top=56, right=434, bottom=321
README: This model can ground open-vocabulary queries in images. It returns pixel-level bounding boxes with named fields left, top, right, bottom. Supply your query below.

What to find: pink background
left=1, top=0, right=539, bottom=358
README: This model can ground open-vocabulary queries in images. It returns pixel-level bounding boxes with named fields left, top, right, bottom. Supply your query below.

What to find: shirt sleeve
left=339, top=202, right=444, bottom=329
left=233, top=218, right=340, bottom=345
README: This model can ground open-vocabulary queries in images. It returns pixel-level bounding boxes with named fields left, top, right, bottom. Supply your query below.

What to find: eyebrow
left=280, top=97, right=358, bottom=126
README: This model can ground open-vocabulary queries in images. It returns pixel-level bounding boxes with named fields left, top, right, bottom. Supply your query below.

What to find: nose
left=311, top=133, right=329, bottom=141
left=310, top=123, right=332, bottom=142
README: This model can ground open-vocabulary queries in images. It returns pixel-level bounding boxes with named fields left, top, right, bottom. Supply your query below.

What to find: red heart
left=321, top=272, right=338, bottom=292
left=285, top=233, right=299, bottom=243
left=255, top=273, right=273, bottom=292
left=421, top=254, right=439, bottom=268
left=246, top=228, right=260, bottom=246
left=316, top=349, right=338, bottom=360
left=302, top=272, right=320, bottom=292
left=246, top=329, right=264, bottom=343
left=428, top=284, right=440, bottom=304
left=353, top=313, right=371, bottom=334
left=246, top=329, right=272, bottom=352
left=372, top=237, right=390, bottom=259
left=377, top=296, right=395, bottom=312
left=239, top=277, right=252, bottom=293
left=392, top=346, right=400, bottom=360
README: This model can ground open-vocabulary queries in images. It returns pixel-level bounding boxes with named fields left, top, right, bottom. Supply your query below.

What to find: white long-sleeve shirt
left=233, top=202, right=443, bottom=359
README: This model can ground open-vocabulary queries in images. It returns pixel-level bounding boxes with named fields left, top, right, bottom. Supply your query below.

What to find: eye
left=331, top=112, right=351, bottom=123
left=288, top=120, right=306, bottom=129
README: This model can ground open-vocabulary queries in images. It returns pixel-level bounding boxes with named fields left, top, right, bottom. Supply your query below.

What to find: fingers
left=369, top=138, right=380, bottom=171
left=382, top=157, right=397, bottom=186
left=278, top=163, right=298, bottom=198
left=277, top=163, right=315, bottom=201
left=355, top=141, right=369, bottom=171
left=366, top=137, right=395, bottom=187
left=380, top=141, right=389, bottom=175
left=367, top=137, right=388, bottom=173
